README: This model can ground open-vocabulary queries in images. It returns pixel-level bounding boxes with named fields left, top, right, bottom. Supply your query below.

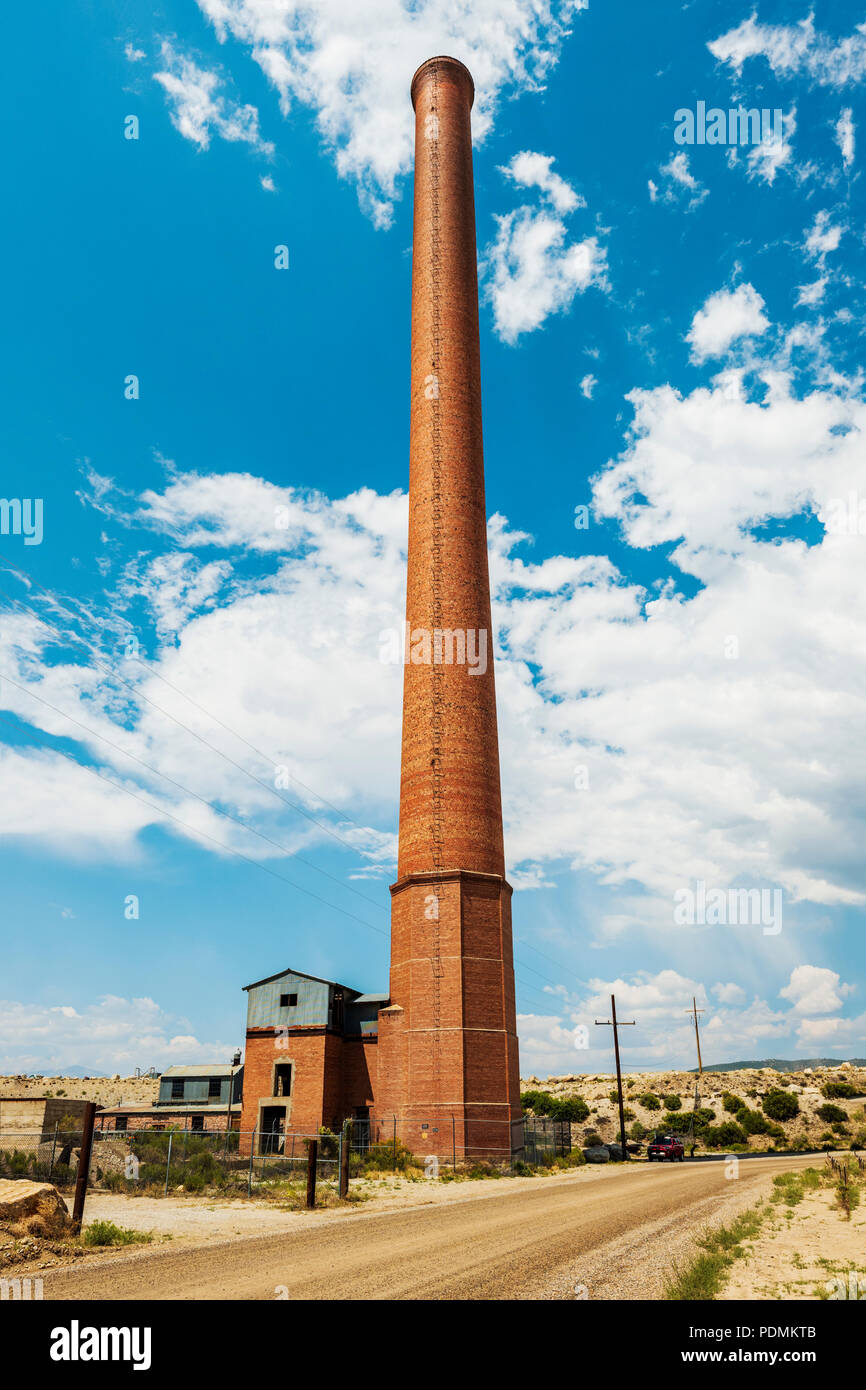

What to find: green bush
left=548, top=1097, right=589, bottom=1123
left=521, top=1090, right=553, bottom=1115
left=629, top=1121, right=648, bottom=1140
left=822, top=1082, right=862, bottom=1100
left=584, top=1130, right=603, bottom=1147
left=761, top=1089, right=799, bottom=1121
left=622, top=1107, right=635, bottom=1122
left=739, top=1108, right=783, bottom=1138
left=639, top=1093, right=661, bottom=1110
left=722, top=1092, right=746, bottom=1114
left=83, top=1221, right=152, bottom=1247
left=663, top=1095, right=682, bottom=1112
left=703, top=1121, right=748, bottom=1148
left=521, top=1092, right=588, bottom=1123
left=816, top=1103, right=847, bottom=1124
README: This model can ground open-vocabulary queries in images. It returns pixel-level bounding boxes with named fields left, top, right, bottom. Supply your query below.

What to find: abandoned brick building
left=240, top=56, right=521, bottom=1161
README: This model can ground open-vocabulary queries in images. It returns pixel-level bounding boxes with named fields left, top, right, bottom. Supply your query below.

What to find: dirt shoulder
left=720, top=1168, right=866, bottom=1300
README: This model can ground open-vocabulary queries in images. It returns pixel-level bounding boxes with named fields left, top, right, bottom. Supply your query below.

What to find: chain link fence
left=0, top=1116, right=574, bottom=1199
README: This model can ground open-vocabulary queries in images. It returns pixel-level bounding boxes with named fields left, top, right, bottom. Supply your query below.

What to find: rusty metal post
left=306, top=1138, right=318, bottom=1209
left=339, top=1121, right=351, bottom=1198
left=71, top=1101, right=96, bottom=1229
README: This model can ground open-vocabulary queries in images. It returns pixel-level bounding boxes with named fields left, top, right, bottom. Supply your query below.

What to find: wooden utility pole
left=595, top=995, right=635, bottom=1160
left=686, top=996, right=704, bottom=1076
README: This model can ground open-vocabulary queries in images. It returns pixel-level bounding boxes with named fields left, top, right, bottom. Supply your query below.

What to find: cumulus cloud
left=483, top=151, right=607, bottom=343
left=518, top=965, right=863, bottom=1074
left=686, top=283, right=770, bottom=361
left=579, top=373, right=597, bottom=399
left=153, top=40, right=274, bottom=155
left=779, top=964, right=854, bottom=1015
left=189, top=0, right=587, bottom=225
left=0, top=995, right=234, bottom=1075
left=709, top=15, right=866, bottom=86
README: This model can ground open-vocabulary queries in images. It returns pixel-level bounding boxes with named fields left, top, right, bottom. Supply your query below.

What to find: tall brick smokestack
left=377, top=56, right=522, bottom=1160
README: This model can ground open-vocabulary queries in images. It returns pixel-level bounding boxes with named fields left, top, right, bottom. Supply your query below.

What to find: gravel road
left=38, top=1153, right=818, bottom=1301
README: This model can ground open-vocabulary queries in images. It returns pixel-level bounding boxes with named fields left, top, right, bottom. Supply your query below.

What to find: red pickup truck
left=647, top=1134, right=685, bottom=1162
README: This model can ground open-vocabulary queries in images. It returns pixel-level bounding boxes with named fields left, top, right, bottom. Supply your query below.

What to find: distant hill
left=694, top=1057, right=866, bottom=1074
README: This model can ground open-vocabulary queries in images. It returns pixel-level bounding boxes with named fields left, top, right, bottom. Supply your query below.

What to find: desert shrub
left=822, top=1082, right=862, bottom=1100
left=761, top=1089, right=799, bottom=1121
left=608, top=1091, right=620, bottom=1105
left=521, top=1090, right=553, bottom=1115
left=548, top=1097, right=589, bottom=1123
left=83, top=1221, right=152, bottom=1247
left=584, top=1130, right=603, bottom=1147
left=622, top=1107, right=635, bottom=1122
left=739, top=1108, right=782, bottom=1138
left=722, top=1092, right=746, bottom=1114
left=703, top=1121, right=748, bottom=1148
left=663, top=1095, right=682, bottom=1112
left=639, top=1093, right=661, bottom=1110
left=816, top=1103, right=847, bottom=1125
left=630, top=1121, right=648, bottom=1140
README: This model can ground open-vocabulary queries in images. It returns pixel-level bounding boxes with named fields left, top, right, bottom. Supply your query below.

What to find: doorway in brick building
left=260, top=1106, right=285, bottom=1154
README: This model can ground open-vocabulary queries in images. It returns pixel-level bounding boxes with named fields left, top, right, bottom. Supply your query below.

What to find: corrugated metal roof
left=160, top=1064, right=241, bottom=1077
left=352, top=993, right=389, bottom=1004
left=243, top=965, right=348, bottom=992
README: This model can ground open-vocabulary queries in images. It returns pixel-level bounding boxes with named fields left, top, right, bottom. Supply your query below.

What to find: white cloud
left=709, top=15, right=866, bottom=86
left=124, top=43, right=146, bottom=63
left=805, top=209, right=844, bottom=265
left=686, top=283, right=770, bottom=361
left=836, top=108, right=855, bottom=169
left=0, top=995, right=234, bottom=1075
left=153, top=40, right=274, bottom=155
left=746, top=107, right=796, bottom=184
left=191, top=0, right=587, bottom=225
left=260, top=174, right=276, bottom=192
left=655, top=151, right=708, bottom=208
left=779, top=964, right=854, bottom=1016
left=712, top=982, right=747, bottom=1005
left=502, top=150, right=583, bottom=214
left=796, top=277, right=827, bottom=308
left=579, top=373, right=597, bottom=399
left=483, top=154, right=607, bottom=343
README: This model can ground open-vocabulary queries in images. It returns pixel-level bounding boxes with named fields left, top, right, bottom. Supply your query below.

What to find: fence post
left=48, top=1123, right=58, bottom=1180
left=339, top=1121, right=351, bottom=1198
left=306, top=1138, right=318, bottom=1209
left=163, top=1132, right=173, bottom=1197
left=392, top=1114, right=397, bottom=1173
left=452, top=1116, right=456, bottom=1171
left=71, top=1102, right=96, bottom=1230
left=247, top=1129, right=257, bottom=1195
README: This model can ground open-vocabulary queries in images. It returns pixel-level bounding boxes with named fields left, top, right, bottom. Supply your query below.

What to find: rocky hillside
left=0, top=1075, right=159, bottom=1107
left=520, top=1063, right=866, bottom=1152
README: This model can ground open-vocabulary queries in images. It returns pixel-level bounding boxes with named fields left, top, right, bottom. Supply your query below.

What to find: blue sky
left=2, top=0, right=865, bottom=1076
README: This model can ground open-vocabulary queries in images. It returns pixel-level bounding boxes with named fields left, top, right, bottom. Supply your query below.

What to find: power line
left=0, top=573, right=381, bottom=868
left=0, top=669, right=387, bottom=914
left=0, top=548, right=366, bottom=827
left=0, top=710, right=388, bottom=940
